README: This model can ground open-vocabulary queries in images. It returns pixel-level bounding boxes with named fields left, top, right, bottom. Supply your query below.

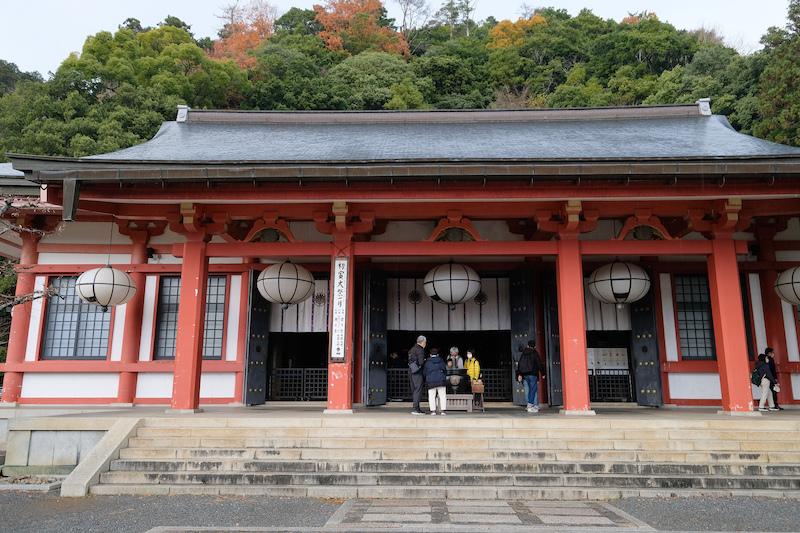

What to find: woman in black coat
left=755, top=353, right=778, bottom=411
left=423, top=348, right=448, bottom=415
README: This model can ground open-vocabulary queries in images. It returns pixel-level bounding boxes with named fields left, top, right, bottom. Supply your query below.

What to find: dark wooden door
left=244, top=269, right=270, bottom=405
left=363, top=270, right=388, bottom=406
left=630, top=279, right=663, bottom=406
left=509, top=268, right=535, bottom=406
left=543, top=270, right=563, bottom=406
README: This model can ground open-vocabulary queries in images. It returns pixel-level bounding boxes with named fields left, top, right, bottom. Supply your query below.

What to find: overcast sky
left=0, top=0, right=791, bottom=76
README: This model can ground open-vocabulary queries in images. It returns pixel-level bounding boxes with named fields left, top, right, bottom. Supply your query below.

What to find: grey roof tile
left=84, top=110, right=800, bottom=164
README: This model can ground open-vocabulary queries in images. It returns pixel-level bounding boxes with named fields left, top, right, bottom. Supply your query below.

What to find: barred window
left=41, top=277, right=110, bottom=359
left=153, top=276, right=226, bottom=360
left=202, top=276, right=227, bottom=360
left=675, top=274, right=716, bottom=360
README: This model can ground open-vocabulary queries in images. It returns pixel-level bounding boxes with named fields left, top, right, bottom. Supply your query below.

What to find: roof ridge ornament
left=696, top=98, right=712, bottom=116
left=176, top=105, right=190, bottom=123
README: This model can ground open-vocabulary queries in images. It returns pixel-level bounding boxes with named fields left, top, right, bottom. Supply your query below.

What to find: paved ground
left=0, top=492, right=798, bottom=532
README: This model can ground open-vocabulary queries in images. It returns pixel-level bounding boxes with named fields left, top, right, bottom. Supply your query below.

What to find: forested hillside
left=3, top=0, right=800, bottom=160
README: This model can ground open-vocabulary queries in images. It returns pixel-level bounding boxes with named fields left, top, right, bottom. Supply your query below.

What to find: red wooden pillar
left=755, top=226, right=793, bottom=403
left=1, top=232, right=40, bottom=404
left=326, top=235, right=354, bottom=413
left=169, top=238, right=209, bottom=412
left=556, top=237, right=594, bottom=414
left=116, top=231, right=148, bottom=404
left=707, top=236, right=753, bottom=412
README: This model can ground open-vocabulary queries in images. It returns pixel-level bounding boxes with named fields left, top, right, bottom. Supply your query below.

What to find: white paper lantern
left=75, top=265, right=137, bottom=311
left=423, top=261, right=481, bottom=310
left=775, top=267, right=800, bottom=306
left=587, top=261, right=651, bottom=304
left=257, top=260, right=315, bottom=309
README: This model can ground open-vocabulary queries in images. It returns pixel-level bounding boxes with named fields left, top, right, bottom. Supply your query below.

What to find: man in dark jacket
left=516, top=340, right=544, bottom=413
left=765, top=348, right=782, bottom=410
left=408, top=335, right=427, bottom=415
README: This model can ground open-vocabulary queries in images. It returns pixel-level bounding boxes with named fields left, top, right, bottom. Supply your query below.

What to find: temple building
left=2, top=100, right=799, bottom=414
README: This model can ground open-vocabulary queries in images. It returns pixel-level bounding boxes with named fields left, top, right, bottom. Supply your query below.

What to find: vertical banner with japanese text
left=330, top=257, right=349, bottom=362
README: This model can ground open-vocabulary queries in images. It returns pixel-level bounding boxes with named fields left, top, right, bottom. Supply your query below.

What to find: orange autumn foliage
left=209, top=0, right=278, bottom=69
left=621, top=12, right=659, bottom=24
left=487, top=14, right=547, bottom=49
left=314, top=0, right=409, bottom=56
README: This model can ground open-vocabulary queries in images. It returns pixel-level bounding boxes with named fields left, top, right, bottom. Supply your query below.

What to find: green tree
left=754, top=0, right=800, bottom=145
left=0, top=60, right=43, bottom=95
left=325, top=52, right=417, bottom=109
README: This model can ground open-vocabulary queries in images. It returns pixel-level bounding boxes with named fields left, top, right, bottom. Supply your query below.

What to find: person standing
left=446, top=347, right=464, bottom=369
left=464, top=349, right=480, bottom=381
left=756, top=353, right=779, bottom=412
left=408, top=335, right=427, bottom=415
left=387, top=351, right=406, bottom=369
left=424, top=348, right=448, bottom=415
left=517, top=340, right=544, bottom=413
left=764, top=348, right=783, bottom=410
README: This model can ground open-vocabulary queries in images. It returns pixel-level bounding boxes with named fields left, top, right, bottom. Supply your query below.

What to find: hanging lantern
left=423, top=261, right=481, bottom=310
left=587, top=260, right=651, bottom=305
left=257, top=260, right=315, bottom=309
left=775, top=266, right=800, bottom=305
left=75, top=265, right=137, bottom=312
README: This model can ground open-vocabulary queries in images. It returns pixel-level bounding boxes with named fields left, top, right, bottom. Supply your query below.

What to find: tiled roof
left=84, top=105, right=800, bottom=164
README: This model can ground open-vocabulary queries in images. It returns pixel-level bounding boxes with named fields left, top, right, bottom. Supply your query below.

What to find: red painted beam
left=580, top=240, right=749, bottom=256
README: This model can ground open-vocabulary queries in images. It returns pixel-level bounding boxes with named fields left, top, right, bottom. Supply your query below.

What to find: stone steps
left=90, top=416, right=800, bottom=499
left=107, top=458, right=800, bottom=476
left=117, top=446, right=800, bottom=464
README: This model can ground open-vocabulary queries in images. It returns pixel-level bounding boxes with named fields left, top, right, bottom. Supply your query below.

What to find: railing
left=387, top=368, right=513, bottom=401
left=588, top=369, right=633, bottom=402
left=269, top=368, right=328, bottom=400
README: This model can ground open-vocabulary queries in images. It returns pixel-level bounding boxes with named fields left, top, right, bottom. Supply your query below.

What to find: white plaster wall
left=578, top=220, right=617, bottom=241
left=288, top=222, right=334, bottom=242
left=748, top=273, right=768, bottom=353
left=138, top=276, right=158, bottom=362
left=775, top=217, right=800, bottom=240
left=21, top=373, right=119, bottom=398
left=793, top=374, right=800, bottom=400
left=471, top=221, right=525, bottom=241
left=39, top=253, right=132, bottom=265
left=782, top=301, right=800, bottom=362
left=134, top=372, right=236, bottom=399
left=40, top=221, right=130, bottom=245
left=136, top=372, right=173, bottom=398
left=776, top=251, right=800, bottom=262
left=370, top=221, right=435, bottom=242
left=225, top=275, right=242, bottom=361
left=24, top=276, right=46, bottom=362
left=109, top=304, right=127, bottom=361
left=199, top=372, right=236, bottom=398
left=147, top=228, right=184, bottom=245
left=668, top=373, right=721, bottom=399
left=659, top=273, right=679, bottom=362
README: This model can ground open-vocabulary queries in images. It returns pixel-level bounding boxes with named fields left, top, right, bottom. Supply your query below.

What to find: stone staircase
left=90, top=413, right=800, bottom=499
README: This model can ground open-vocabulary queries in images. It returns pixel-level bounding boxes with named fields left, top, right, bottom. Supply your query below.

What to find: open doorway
left=386, top=330, right=513, bottom=401
left=267, top=332, right=328, bottom=400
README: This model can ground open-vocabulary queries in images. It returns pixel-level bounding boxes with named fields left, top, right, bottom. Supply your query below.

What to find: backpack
left=518, top=351, right=534, bottom=375
left=750, top=368, right=761, bottom=386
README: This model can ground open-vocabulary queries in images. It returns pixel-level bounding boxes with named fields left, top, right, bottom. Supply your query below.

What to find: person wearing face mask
left=464, top=349, right=480, bottom=381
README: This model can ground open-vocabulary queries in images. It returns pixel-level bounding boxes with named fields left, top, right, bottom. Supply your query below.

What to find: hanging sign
left=330, top=257, right=349, bottom=362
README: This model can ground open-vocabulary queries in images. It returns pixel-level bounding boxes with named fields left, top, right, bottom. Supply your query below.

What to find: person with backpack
left=517, top=340, right=545, bottom=413
left=755, top=353, right=779, bottom=412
